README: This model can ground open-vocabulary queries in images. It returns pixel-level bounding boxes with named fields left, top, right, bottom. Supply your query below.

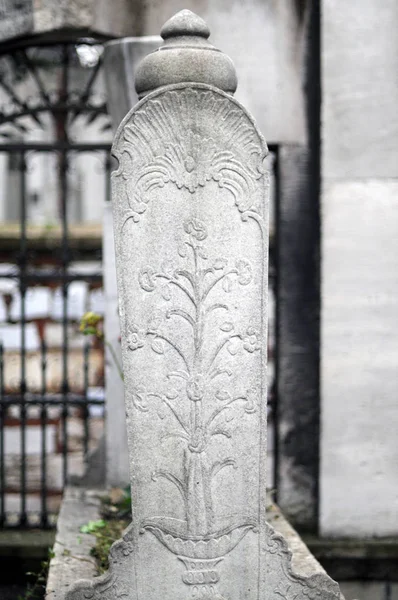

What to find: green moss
left=90, top=519, right=129, bottom=575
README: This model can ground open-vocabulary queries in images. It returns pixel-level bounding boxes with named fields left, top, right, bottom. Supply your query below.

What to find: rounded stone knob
left=135, top=9, right=238, bottom=98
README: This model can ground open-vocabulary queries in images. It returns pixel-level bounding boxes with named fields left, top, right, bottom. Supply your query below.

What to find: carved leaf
left=138, top=267, right=156, bottom=292
left=130, top=387, right=148, bottom=412
left=178, top=243, right=187, bottom=258
left=156, top=402, right=167, bottom=420
left=227, top=337, right=241, bottom=355
left=236, top=259, right=253, bottom=285
left=215, top=389, right=232, bottom=402
left=161, top=283, right=172, bottom=301
left=222, top=275, right=232, bottom=293
left=220, top=321, right=234, bottom=332
left=151, top=338, right=165, bottom=355
left=198, top=247, right=208, bottom=260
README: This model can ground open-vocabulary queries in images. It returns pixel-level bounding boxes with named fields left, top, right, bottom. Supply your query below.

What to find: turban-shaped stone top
left=135, top=9, right=238, bottom=98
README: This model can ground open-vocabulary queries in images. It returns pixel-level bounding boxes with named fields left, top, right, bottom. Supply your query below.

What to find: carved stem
left=207, top=334, right=242, bottom=371
left=155, top=334, right=191, bottom=372
left=206, top=396, right=248, bottom=431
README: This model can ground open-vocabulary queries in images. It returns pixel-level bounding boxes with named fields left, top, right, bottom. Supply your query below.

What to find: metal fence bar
left=60, top=44, right=70, bottom=490
left=0, top=395, right=105, bottom=406
left=40, top=340, right=48, bottom=528
left=0, top=343, right=5, bottom=526
left=105, top=154, right=112, bottom=202
left=83, top=343, right=90, bottom=459
left=19, top=150, right=27, bottom=527
left=0, top=143, right=112, bottom=151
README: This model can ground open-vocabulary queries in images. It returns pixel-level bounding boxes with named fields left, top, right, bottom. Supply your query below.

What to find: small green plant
left=80, top=519, right=107, bottom=534
left=78, top=488, right=132, bottom=574
left=79, top=311, right=124, bottom=380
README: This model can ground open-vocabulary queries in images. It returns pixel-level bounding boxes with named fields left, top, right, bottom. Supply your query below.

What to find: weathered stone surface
left=321, top=180, right=398, bottom=538
left=66, top=11, right=342, bottom=599
left=46, top=487, right=101, bottom=600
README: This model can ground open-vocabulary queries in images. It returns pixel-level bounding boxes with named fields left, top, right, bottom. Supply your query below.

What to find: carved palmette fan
left=113, top=87, right=268, bottom=226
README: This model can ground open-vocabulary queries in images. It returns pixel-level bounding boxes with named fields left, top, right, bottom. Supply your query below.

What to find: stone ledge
left=46, top=487, right=104, bottom=600
left=46, top=486, right=345, bottom=599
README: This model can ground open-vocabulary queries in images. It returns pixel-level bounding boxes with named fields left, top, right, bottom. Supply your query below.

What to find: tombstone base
left=66, top=519, right=342, bottom=600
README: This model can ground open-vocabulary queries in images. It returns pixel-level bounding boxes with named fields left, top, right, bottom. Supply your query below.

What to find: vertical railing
left=0, top=344, right=5, bottom=526
left=19, top=150, right=27, bottom=527
left=60, top=44, right=70, bottom=490
left=82, top=343, right=90, bottom=460
left=40, top=340, right=48, bottom=528
left=0, top=146, right=109, bottom=528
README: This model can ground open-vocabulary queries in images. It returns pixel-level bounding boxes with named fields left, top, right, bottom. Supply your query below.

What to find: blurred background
left=0, top=1, right=396, bottom=599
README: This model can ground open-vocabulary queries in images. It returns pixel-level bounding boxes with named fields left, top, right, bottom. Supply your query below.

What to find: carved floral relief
left=126, top=217, right=260, bottom=598
left=112, top=87, right=268, bottom=229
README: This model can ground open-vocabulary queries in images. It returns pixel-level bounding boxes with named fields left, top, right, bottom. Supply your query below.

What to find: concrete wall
left=133, top=0, right=307, bottom=145
left=320, top=0, right=398, bottom=537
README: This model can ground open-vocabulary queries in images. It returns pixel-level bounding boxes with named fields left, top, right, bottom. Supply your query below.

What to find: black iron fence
left=0, top=341, right=104, bottom=528
left=0, top=144, right=111, bottom=528
left=0, top=38, right=112, bottom=527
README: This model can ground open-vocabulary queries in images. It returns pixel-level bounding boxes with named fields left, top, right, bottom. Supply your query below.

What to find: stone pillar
left=103, top=37, right=161, bottom=488
left=103, top=37, right=161, bottom=129
left=67, top=11, right=341, bottom=599
left=320, top=0, right=398, bottom=538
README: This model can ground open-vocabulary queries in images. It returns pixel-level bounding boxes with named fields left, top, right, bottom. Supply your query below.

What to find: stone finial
left=135, top=9, right=238, bottom=98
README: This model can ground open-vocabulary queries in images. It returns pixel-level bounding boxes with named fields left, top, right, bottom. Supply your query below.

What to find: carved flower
left=243, top=326, right=261, bottom=353
left=267, top=532, right=284, bottom=555
left=236, top=259, right=252, bottom=285
left=213, top=257, right=228, bottom=270
left=186, top=373, right=206, bottom=402
left=184, top=218, right=207, bottom=241
left=127, top=324, right=145, bottom=351
left=303, top=584, right=337, bottom=600
left=138, top=266, right=157, bottom=292
left=122, top=541, right=134, bottom=556
left=166, top=132, right=218, bottom=193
